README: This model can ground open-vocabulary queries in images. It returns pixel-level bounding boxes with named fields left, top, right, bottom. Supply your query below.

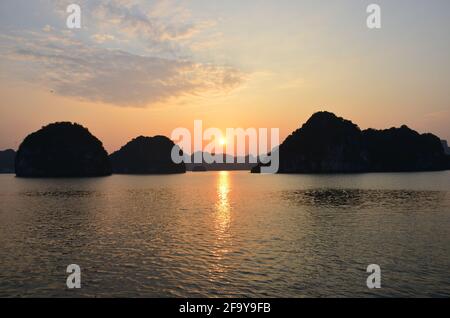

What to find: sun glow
left=219, top=137, right=227, bottom=146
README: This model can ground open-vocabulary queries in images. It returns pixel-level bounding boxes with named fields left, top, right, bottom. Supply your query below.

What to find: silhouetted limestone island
left=0, top=149, right=16, bottom=173
left=252, top=111, right=450, bottom=173
left=192, top=165, right=207, bottom=172
left=110, top=136, right=186, bottom=174
left=15, top=122, right=111, bottom=178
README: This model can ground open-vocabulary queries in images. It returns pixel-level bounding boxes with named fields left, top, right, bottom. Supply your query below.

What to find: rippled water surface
left=1, top=171, right=450, bottom=297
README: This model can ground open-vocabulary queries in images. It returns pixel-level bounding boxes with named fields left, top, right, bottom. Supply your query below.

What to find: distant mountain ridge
left=185, top=152, right=258, bottom=171
left=253, top=111, right=450, bottom=173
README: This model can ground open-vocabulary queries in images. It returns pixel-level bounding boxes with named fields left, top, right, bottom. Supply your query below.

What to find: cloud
left=42, top=25, right=53, bottom=32
left=54, top=0, right=215, bottom=54
left=91, top=33, right=116, bottom=43
left=0, top=0, right=245, bottom=107
left=1, top=31, right=244, bottom=107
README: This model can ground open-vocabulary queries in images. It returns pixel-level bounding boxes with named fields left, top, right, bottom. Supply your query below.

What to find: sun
left=219, top=137, right=227, bottom=146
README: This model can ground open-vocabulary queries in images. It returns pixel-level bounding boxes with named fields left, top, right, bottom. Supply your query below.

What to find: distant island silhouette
left=110, top=136, right=185, bottom=174
left=252, top=111, right=450, bottom=173
left=0, top=149, right=15, bottom=173
left=15, top=122, right=111, bottom=177
left=185, top=152, right=257, bottom=171
left=192, top=165, right=208, bottom=172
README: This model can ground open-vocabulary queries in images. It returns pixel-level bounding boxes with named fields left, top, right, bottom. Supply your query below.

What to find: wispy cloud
left=54, top=0, right=217, bottom=55
left=0, top=0, right=244, bottom=107
left=1, top=30, right=244, bottom=107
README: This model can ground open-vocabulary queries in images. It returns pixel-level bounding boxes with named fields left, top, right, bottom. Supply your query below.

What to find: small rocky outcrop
left=109, top=136, right=186, bottom=174
left=15, top=122, right=111, bottom=177
left=0, top=149, right=16, bottom=173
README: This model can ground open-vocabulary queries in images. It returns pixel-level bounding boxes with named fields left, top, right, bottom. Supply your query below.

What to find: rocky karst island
left=253, top=111, right=450, bottom=173
left=15, top=122, right=111, bottom=177
left=109, top=136, right=186, bottom=174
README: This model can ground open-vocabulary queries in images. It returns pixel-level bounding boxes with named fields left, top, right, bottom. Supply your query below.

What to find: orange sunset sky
left=1, top=0, right=449, bottom=153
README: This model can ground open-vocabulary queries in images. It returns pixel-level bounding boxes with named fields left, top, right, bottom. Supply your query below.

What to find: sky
left=1, top=0, right=449, bottom=153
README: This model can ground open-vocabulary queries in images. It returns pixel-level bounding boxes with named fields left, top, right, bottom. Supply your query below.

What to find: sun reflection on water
left=216, top=171, right=231, bottom=232
left=210, top=171, right=232, bottom=276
